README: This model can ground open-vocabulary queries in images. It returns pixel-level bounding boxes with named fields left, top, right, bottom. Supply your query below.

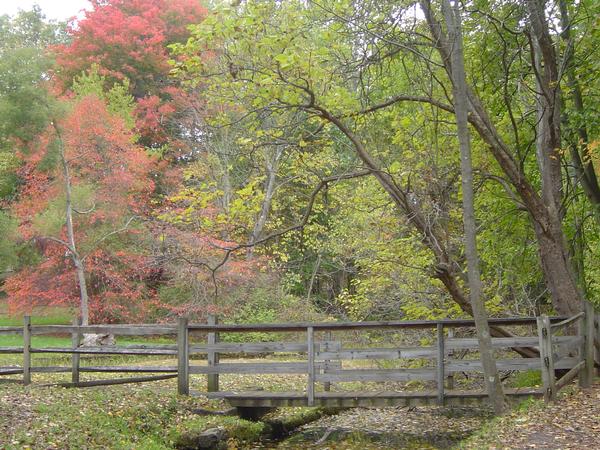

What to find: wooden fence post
left=177, top=317, right=189, bottom=395
left=71, top=317, right=81, bottom=384
left=537, top=315, right=555, bottom=401
left=594, top=314, right=600, bottom=377
left=322, top=330, right=332, bottom=392
left=436, top=323, right=445, bottom=405
left=23, top=315, right=31, bottom=385
left=580, top=301, right=594, bottom=388
left=307, top=326, right=315, bottom=406
left=446, top=327, right=455, bottom=390
left=207, top=314, right=219, bottom=393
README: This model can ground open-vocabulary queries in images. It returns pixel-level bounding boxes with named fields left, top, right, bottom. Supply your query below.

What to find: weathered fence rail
left=1, top=310, right=598, bottom=408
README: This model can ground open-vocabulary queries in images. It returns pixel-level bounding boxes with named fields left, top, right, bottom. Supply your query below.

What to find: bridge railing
left=1, top=310, right=597, bottom=405
left=178, top=314, right=595, bottom=405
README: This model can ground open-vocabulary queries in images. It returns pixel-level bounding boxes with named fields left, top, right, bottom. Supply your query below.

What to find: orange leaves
left=5, top=93, right=159, bottom=322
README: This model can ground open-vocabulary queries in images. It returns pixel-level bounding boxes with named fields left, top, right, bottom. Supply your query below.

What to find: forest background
left=0, top=0, right=598, bottom=328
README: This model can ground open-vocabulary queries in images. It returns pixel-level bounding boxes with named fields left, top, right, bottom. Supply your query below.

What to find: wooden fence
left=1, top=311, right=598, bottom=407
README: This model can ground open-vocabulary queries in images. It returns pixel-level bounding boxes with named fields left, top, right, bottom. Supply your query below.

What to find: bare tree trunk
left=442, top=0, right=505, bottom=414
left=54, top=125, right=91, bottom=326
left=247, top=147, right=282, bottom=259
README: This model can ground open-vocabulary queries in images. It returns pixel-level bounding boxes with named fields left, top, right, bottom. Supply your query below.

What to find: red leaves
left=5, top=94, right=159, bottom=322
left=54, top=0, right=207, bottom=146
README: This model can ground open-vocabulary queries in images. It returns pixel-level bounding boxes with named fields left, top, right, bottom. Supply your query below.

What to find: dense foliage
left=0, top=0, right=598, bottom=324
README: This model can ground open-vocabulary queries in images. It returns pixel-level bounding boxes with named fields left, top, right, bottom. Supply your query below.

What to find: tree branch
left=81, top=216, right=138, bottom=262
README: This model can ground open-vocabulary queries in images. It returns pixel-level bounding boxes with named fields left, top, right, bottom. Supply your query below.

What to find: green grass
left=0, top=304, right=73, bottom=326
left=510, top=369, right=542, bottom=388
left=1, top=380, right=265, bottom=449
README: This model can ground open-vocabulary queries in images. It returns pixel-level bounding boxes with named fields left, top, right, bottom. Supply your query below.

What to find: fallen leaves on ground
left=462, top=379, right=600, bottom=449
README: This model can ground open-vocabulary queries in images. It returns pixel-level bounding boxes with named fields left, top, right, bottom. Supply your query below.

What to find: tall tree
left=5, top=90, right=155, bottom=324
left=442, top=0, right=505, bottom=413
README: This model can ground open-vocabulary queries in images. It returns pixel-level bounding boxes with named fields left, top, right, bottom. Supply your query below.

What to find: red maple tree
left=5, top=94, right=158, bottom=323
left=54, top=0, right=207, bottom=147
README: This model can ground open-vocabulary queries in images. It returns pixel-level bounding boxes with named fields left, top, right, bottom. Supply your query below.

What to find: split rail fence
left=1, top=310, right=598, bottom=407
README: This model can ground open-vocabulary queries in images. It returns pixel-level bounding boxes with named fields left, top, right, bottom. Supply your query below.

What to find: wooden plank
left=556, top=360, right=585, bottom=391
left=19, top=316, right=569, bottom=335
left=437, top=323, right=444, bottom=405
left=444, top=336, right=576, bottom=350
left=31, top=325, right=176, bottom=336
left=177, top=317, right=189, bottom=395
left=203, top=388, right=543, bottom=408
left=187, top=316, right=566, bottom=333
left=0, top=368, right=23, bottom=375
left=0, top=347, right=23, bottom=354
left=207, top=314, right=219, bottom=393
left=71, top=318, right=81, bottom=383
left=446, top=357, right=578, bottom=372
left=190, top=342, right=311, bottom=354
left=551, top=312, right=584, bottom=330
left=0, top=327, right=22, bottom=335
left=118, top=344, right=177, bottom=350
left=553, top=336, right=584, bottom=361
left=31, top=347, right=177, bottom=355
left=55, top=374, right=177, bottom=388
left=317, top=347, right=436, bottom=360
left=31, top=366, right=71, bottom=373
left=307, top=326, right=315, bottom=406
left=316, top=368, right=436, bottom=383
left=80, top=366, right=177, bottom=373
left=190, top=362, right=311, bottom=375
left=23, top=316, right=31, bottom=385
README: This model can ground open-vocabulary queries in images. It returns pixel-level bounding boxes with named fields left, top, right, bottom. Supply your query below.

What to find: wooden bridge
left=1, top=310, right=598, bottom=409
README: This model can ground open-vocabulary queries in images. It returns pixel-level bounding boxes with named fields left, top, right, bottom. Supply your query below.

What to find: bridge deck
left=201, top=388, right=543, bottom=408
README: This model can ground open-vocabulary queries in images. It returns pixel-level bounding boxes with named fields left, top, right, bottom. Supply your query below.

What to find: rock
left=81, top=333, right=116, bottom=347
left=175, top=427, right=228, bottom=449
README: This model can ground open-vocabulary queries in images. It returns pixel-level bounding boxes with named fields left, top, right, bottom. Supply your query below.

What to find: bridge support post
left=207, top=314, right=219, bottom=392
left=23, top=315, right=31, bottom=386
left=436, top=323, right=445, bottom=405
left=537, top=315, right=555, bottom=402
left=307, top=326, right=315, bottom=406
left=177, top=317, right=189, bottom=395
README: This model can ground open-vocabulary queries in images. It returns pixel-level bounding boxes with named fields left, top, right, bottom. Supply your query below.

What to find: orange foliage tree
left=5, top=94, right=158, bottom=323
left=54, top=0, right=207, bottom=148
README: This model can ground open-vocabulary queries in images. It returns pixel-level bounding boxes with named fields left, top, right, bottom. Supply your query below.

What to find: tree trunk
left=443, top=0, right=505, bottom=414
left=247, top=147, right=282, bottom=259
left=55, top=124, right=91, bottom=326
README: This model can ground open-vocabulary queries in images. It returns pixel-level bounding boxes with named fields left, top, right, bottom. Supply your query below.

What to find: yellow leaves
left=236, top=137, right=253, bottom=147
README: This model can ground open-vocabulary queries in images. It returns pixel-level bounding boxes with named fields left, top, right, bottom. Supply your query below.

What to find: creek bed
left=254, top=405, right=492, bottom=449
